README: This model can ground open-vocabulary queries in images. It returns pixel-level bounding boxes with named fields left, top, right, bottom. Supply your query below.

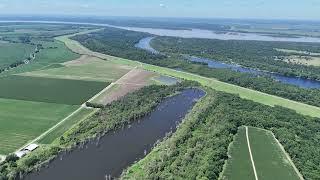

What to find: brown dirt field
left=116, top=68, right=155, bottom=85
left=96, top=69, right=156, bottom=105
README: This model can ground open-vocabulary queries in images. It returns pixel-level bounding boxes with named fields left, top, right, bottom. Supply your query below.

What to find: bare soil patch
left=96, top=69, right=156, bottom=105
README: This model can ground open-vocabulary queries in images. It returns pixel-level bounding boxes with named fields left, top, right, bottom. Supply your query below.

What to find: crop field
left=21, top=55, right=132, bottom=82
left=0, top=75, right=108, bottom=105
left=221, top=127, right=301, bottom=180
left=0, top=42, right=35, bottom=69
left=221, top=127, right=255, bottom=180
left=34, top=40, right=80, bottom=64
left=0, top=98, right=78, bottom=155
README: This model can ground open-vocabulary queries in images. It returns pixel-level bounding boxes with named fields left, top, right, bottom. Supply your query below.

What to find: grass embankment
left=57, top=31, right=320, bottom=117
left=0, top=75, right=108, bottom=105
left=0, top=98, right=78, bottom=154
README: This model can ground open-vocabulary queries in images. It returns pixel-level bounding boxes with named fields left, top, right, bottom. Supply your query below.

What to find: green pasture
left=21, top=56, right=131, bottom=82
left=0, top=75, right=108, bottom=105
left=0, top=98, right=78, bottom=154
left=0, top=42, right=34, bottom=69
left=249, top=127, right=300, bottom=180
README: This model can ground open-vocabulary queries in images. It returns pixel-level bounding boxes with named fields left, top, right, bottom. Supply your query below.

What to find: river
left=1, top=20, right=320, bottom=43
left=135, top=37, right=320, bottom=89
left=23, top=88, right=205, bottom=180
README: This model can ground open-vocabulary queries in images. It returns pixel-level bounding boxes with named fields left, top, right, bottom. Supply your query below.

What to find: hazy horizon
left=0, top=0, right=319, bottom=20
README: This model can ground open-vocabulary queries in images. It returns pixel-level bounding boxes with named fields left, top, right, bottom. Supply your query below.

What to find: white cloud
left=159, top=3, right=166, bottom=8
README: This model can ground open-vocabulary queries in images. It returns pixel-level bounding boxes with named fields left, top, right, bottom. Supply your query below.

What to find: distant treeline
left=73, top=27, right=320, bottom=107
left=122, top=89, right=320, bottom=180
left=152, top=37, right=320, bottom=80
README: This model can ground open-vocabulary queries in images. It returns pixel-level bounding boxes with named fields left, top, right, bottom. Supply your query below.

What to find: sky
left=0, top=0, right=319, bottom=20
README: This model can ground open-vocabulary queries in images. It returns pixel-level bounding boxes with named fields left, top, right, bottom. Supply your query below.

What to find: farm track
left=246, top=126, right=259, bottom=180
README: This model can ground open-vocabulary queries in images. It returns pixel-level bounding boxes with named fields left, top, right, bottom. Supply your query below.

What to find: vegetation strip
left=246, top=126, right=259, bottom=180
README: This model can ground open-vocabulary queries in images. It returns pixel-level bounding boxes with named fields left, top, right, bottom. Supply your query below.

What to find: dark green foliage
left=152, top=37, right=320, bottom=80
left=85, top=102, right=104, bottom=109
left=72, top=27, right=166, bottom=61
left=4, top=155, right=18, bottom=163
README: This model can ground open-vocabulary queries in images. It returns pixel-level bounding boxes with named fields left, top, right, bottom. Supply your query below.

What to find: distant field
left=221, top=127, right=301, bottom=180
left=0, top=75, right=108, bottom=105
left=283, top=56, right=320, bottom=67
left=21, top=56, right=132, bottom=82
left=38, top=108, right=97, bottom=144
left=0, top=42, right=34, bottom=69
left=0, top=98, right=78, bottom=155
left=34, top=40, right=80, bottom=64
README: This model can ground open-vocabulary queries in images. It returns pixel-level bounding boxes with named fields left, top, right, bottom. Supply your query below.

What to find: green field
left=21, top=56, right=132, bottom=82
left=38, top=108, right=97, bottom=144
left=249, top=127, right=300, bottom=180
left=221, top=127, right=255, bottom=180
left=34, top=40, right=80, bottom=64
left=222, top=127, right=301, bottom=180
left=0, top=98, right=78, bottom=154
left=57, top=32, right=320, bottom=117
left=0, top=42, right=35, bottom=69
left=0, top=75, right=108, bottom=105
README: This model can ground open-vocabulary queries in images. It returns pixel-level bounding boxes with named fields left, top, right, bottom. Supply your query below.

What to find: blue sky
left=0, top=0, right=319, bottom=20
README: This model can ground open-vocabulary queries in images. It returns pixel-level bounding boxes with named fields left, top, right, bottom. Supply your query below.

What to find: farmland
left=37, top=108, right=97, bottom=144
left=0, top=98, right=78, bottom=154
left=22, top=55, right=132, bottom=82
left=0, top=42, right=34, bottom=69
left=0, top=21, right=319, bottom=180
left=221, top=127, right=301, bottom=180
left=0, top=75, right=108, bottom=105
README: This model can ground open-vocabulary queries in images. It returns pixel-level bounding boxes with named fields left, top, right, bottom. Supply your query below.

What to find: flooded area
left=24, top=89, right=205, bottom=180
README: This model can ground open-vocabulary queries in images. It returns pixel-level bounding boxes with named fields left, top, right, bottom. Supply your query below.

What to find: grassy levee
left=0, top=98, right=78, bottom=155
left=37, top=108, right=97, bottom=144
left=57, top=31, right=320, bottom=117
left=220, top=127, right=255, bottom=180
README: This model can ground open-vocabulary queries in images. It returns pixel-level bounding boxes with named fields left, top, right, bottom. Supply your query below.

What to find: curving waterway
left=135, top=37, right=320, bottom=89
left=24, top=89, right=205, bottom=180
